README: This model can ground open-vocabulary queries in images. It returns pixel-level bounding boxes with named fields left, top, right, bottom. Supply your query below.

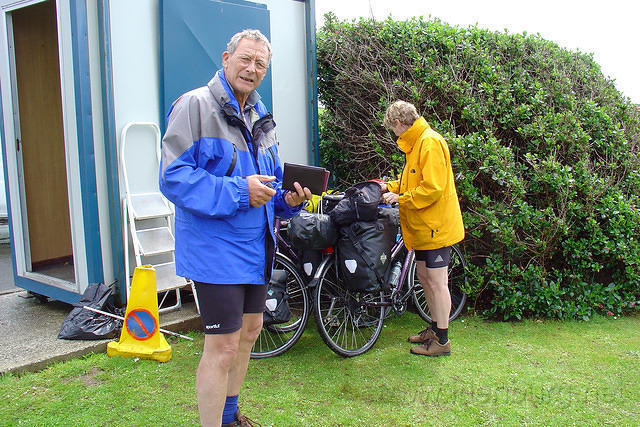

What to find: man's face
left=222, top=38, right=270, bottom=100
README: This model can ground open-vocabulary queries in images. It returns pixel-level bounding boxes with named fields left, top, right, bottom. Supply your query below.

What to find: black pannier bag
left=320, top=193, right=344, bottom=214
left=299, top=248, right=323, bottom=280
left=263, top=269, right=291, bottom=326
left=337, top=207, right=399, bottom=292
left=329, top=181, right=382, bottom=226
left=288, top=211, right=338, bottom=250
left=379, top=206, right=401, bottom=238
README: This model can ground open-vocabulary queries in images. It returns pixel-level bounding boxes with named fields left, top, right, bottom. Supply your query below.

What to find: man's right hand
left=382, top=191, right=399, bottom=204
left=248, top=175, right=276, bottom=207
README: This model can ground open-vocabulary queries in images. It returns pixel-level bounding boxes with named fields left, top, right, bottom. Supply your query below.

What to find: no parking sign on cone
left=107, top=265, right=172, bottom=362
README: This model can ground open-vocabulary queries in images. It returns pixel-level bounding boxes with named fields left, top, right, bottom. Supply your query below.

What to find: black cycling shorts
left=193, top=282, right=267, bottom=334
left=414, top=246, right=451, bottom=269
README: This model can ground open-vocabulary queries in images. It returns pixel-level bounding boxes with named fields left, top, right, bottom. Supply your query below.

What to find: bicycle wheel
left=251, top=253, right=309, bottom=359
left=411, top=244, right=467, bottom=322
left=313, top=256, right=385, bottom=357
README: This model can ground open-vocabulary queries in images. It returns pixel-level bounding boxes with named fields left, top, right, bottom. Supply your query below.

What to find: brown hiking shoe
left=222, top=410, right=261, bottom=427
left=236, top=410, right=260, bottom=427
left=410, top=340, right=451, bottom=357
left=408, top=327, right=437, bottom=344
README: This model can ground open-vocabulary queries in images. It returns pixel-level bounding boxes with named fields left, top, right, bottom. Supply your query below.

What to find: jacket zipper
left=267, top=146, right=276, bottom=170
left=229, top=111, right=261, bottom=173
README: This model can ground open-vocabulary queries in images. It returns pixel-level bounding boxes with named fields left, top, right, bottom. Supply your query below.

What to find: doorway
left=8, top=0, right=74, bottom=284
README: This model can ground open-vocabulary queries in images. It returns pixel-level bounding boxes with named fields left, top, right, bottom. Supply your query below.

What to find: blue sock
left=222, top=395, right=238, bottom=424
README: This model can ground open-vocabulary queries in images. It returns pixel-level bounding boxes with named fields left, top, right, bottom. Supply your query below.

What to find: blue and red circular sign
left=125, top=308, right=158, bottom=340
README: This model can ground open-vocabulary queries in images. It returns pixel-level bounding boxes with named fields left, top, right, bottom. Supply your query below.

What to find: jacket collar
left=208, top=69, right=262, bottom=116
left=397, top=117, right=429, bottom=154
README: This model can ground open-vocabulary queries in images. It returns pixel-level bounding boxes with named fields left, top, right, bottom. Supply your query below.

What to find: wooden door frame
left=0, top=0, right=104, bottom=301
left=12, top=0, right=72, bottom=267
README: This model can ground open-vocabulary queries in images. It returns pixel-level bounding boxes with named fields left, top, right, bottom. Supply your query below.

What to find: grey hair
left=226, top=29, right=272, bottom=62
left=383, top=100, right=420, bottom=128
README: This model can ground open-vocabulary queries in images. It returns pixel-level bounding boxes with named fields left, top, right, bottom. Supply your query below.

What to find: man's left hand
left=284, top=182, right=312, bottom=207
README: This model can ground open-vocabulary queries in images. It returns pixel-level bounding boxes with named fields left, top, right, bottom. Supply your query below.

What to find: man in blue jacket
left=160, top=29, right=311, bottom=426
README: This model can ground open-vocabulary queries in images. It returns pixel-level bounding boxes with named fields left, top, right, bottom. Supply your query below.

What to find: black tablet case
left=282, top=163, right=329, bottom=195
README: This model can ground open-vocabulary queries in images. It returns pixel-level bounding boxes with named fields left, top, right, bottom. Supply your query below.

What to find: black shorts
left=414, top=246, right=451, bottom=269
left=194, top=282, right=268, bottom=334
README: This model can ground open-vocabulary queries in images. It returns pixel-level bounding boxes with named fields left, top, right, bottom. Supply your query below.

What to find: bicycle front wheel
left=411, top=244, right=467, bottom=323
left=251, top=253, right=309, bottom=359
left=313, top=256, right=385, bottom=357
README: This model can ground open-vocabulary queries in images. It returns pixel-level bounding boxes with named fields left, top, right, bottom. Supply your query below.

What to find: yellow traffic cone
left=107, top=265, right=172, bottom=362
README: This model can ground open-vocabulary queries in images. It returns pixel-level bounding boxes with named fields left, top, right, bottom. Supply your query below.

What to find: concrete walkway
left=0, top=290, right=201, bottom=375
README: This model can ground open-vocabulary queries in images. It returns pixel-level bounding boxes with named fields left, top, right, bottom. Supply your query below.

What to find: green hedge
left=317, top=14, right=640, bottom=320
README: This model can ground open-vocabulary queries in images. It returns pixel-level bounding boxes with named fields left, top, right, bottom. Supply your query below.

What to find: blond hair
left=383, top=100, right=419, bottom=128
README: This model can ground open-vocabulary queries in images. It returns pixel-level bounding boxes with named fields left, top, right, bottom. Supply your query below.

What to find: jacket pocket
left=405, top=209, right=434, bottom=237
left=410, top=203, right=443, bottom=233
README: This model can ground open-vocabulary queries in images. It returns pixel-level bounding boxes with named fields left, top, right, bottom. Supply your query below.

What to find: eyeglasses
left=237, top=55, right=268, bottom=72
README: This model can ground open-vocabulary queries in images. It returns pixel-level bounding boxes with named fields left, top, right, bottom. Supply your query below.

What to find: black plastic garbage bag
left=58, top=283, right=123, bottom=340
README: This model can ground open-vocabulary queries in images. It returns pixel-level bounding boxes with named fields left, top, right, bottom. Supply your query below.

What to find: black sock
left=430, top=320, right=437, bottom=330
left=434, top=327, right=448, bottom=345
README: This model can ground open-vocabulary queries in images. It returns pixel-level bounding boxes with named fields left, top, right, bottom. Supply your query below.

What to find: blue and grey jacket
left=159, top=69, right=301, bottom=285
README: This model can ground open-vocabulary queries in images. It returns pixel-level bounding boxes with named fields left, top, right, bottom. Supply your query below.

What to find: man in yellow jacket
left=380, top=100, right=465, bottom=356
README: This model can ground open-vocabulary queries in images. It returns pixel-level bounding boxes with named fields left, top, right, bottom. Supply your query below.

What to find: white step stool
left=119, top=122, right=199, bottom=314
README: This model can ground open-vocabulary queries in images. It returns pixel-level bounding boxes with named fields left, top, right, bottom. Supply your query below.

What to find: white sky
left=315, top=0, right=640, bottom=104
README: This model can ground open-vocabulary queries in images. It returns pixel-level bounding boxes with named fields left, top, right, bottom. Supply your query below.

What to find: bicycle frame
left=323, top=234, right=418, bottom=310
left=388, top=236, right=417, bottom=297
left=274, top=218, right=297, bottom=261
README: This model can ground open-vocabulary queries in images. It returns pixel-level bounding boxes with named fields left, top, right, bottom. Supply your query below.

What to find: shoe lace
left=237, top=412, right=261, bottom=427
left=419, top=328, right=434, bottom=340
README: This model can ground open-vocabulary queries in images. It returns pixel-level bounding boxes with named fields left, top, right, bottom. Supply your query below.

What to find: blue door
left=159, top=0, right=273, bottom=128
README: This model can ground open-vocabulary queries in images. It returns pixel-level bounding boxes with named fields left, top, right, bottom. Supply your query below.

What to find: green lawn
left=2, top=313, right=639, bottom=426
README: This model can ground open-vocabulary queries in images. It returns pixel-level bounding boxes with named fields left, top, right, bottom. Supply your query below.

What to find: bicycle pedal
left=392, top=303, right=407, bottom=316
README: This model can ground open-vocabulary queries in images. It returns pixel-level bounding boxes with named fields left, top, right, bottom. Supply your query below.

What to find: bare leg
left=227, top=313, right=263, bottom=396
left=416, top=262, right=450, bottom=329
left=196, top=330, right=241, bottom=427
left=417, top=260, right=437, bottom=325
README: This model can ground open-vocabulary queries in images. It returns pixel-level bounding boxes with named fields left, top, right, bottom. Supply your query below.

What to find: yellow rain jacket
left=386, top=117, right=465, bottom=250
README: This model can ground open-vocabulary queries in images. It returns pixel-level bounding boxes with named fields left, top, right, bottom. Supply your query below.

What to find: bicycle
left=251, top=195, right=344, bottom=358
left=250, top=218, right=320, bottom=358
left=252, top=201, right=467, bottom=359
left=312, top=231, right=467, bottom=357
